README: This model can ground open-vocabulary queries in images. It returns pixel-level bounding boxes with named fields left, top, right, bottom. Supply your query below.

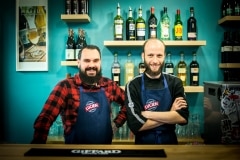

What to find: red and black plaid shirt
left=32, top=74, right=127, bottom=143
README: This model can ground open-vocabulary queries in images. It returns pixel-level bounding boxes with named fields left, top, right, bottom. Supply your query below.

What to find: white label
left=65, top=49, right=75, bottom=60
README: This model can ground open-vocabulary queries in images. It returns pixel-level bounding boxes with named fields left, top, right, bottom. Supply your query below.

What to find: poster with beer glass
left=16, top=0, right=48, bottom=71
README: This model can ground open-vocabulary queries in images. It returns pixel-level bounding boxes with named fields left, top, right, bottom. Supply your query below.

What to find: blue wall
left=1, top=0, right=228, bottom=143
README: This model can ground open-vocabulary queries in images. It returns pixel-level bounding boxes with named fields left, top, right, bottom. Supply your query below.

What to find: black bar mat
left=24, top=148, right=167, bottom=157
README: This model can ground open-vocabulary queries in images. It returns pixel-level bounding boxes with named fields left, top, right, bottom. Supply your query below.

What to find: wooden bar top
left=0, top=144, right=239, bottom=160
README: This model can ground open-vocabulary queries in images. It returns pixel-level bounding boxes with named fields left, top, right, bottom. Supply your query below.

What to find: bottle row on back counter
left=114, top=3, right=197, bottom=41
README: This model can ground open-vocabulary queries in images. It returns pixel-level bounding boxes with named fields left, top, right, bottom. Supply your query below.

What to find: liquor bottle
left=225, top=0, right=233, bottom=16
left=19, top=7, right=31, bottom=49
left=177, top=52, right=187, bottom=86
left=138, top=60, right=145, bottom=74
left=187, top=7, right=197, bottom=40
left=233, top=0, right=240, bottom=16
left=80, top=0, right=88, bottom=14
left=75, top=28, right=87, bottom=59
left=65, top=28, right=76, bottom=61
left=221, top=31, right=233, bottom=63
left=65, top=0, right=72, bottom=14
left=232, top=31, right=240, bottom=63
left=111, top=52, right=121, bottom=85
left=190, top=52, right=199, bottom=86
left=72, top=0, right=79, bottom=14
left=148, top=6, right=157, bottom=39
left=164, top=52, right=174, bottom=75
left=221, top=0, right=227, bottom=17
left=35, top=6, right=46, bottom=46
left=136, top=5, right=145, bottom=40
left=174, top=9, right=183, bottom=40
left=114, top=3, right=123, bottom=40
left=125, top=52, right=135, bottom=84
left=160, top=7, right=170, bottom=40
left=126, top=6, right=136, bottom=40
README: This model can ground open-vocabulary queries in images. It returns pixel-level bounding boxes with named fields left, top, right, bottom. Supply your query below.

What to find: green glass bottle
left=136, top=5, right=145, bottom=40
left=114, top=3, right=123, bottom=40
left=160, top=7, right=170, bottom=40
left=126, top=6, right=136, bottom=40
left=174, top=9, right=183, bottom=40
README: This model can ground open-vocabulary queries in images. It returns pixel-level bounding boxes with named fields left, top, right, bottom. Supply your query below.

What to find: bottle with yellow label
left=125, top=52, right=135, bottom=84
left=174, top=9, right=183, bottom=40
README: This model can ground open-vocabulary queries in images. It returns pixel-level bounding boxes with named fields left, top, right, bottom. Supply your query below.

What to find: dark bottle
left=232, top=31, right=240, bottom=63
left=72, top=0, right=79, bottom=14
left=226, top=0, right=234, bottom=16
left=148, top=6, right=157, bottom=39
left=187, top=7, right=197, bottom=40
left=221, top=0, right=227, bottom=17
left=65, top=28, right=76, bottom=61
left=136, top=5, right=145, bottom=40
left=174, top=9, right=183, bottom=40
left=126, top=6, right=136, bottom=40
left=233, top=0, right=240, bottom=16
left=221, top=31, right=233, bottom=63
left=190, top=52, right=199, bottom=86
left=19, top=7, right=31, bottom=49
left=164, top=52, right=174, bottom=75
left=80, top=0, right=88, bottom=14
left=75, top=28, right=87, bottom=59
left=138, top=60, right=145, bottom=75
left=65, top=0, right=72, bottom=14
left=111, top=52, right=121, bottom=85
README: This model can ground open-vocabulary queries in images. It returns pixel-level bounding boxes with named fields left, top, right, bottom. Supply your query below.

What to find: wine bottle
left=72, top=0, right=79, bottom=14
left=174, top=9, right=183, bottom=40
left=221, top=0, right=227, bottom=17
left=65, top=28, right=76, bottom=61
left=148, top=6, right=157, bottom=39
left=125, top=52, right=135, bottom=84
left=75, top=28, right=87, bottom=60
left=225, top=0, right=233, bottom=16
left=164, top=52, right=174, bottom=75
left=35, top=6, right=46, bottom=46
left=233, top=0, right=240, bottom=16
left=232, top=31, right=240, bottom=63
left=111, top=52, right=121, bottom=85
left=114, top=3, right=123, bottom=40
left=80, top=0, right=88, bottom=14
left=126, top=6, right=136, bottom=40
left=138, top=60, right=145, bottom=75
left=136, top=5, right=145, bottom=40
left=160, top=7, right=170, bottom=40
left=65, top=0, right=72, bottom=14
left=221, top=31, right=233, bottom=63
left=187, top=7, right=197, bottom=40
left=190, top=52, right=199, bottom=86
left=177, top=52, right=187, bottom=86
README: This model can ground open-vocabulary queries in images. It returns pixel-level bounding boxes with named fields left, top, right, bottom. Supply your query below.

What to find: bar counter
left=0, top=144, right=239, bottom=160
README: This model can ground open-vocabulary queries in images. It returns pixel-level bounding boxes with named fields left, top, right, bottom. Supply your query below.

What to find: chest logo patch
left=144, top=99, right=159, bottom=111
left=85, top=101, right=99, bottom=112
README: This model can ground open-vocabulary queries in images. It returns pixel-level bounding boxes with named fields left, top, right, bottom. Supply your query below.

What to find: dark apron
left=135, top=75, right=178, bottom=144
left=65, top=86, right=112, bottom=144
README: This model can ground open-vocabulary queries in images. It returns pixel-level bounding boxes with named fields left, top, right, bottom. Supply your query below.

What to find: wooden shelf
left=219, top=63, right=240, bottom=68
left=121, top=86, right=203, bottom=93
left=104, top=40, right=206, bottom=47
left=61, top=61, right=77, bottom=66
left=218, top=16, right=240, bottom=25
left=61, top=14, right=91, bottom=22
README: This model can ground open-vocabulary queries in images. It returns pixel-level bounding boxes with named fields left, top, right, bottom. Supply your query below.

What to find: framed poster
left=16, top=0, right=48, bottom=71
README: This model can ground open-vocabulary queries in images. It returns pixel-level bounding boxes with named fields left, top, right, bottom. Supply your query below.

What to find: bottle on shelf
left=221, top=31, right=233, bottom=63
left=174, top=9, right=183, bottom=40
left=225, top=0, right=234, bottom=16
left=35, top=6, right=46, bottom=46
left=148, top=6, right=157, bottom=39
left=114, top=3, right=123, bottom=40
left=232, top=31, right=240, bottom=63
left=126, top=6, right=136, bottom=40
left=75, top=28, right=87, bottom=60
left=65, top=0, right=72, bottom=14
left=111, top=52, right=121, bottom=86
left=164, top=52, right=174, bottom=75
left=160, top=7, right=170, bottom=40
left=65, top=28, right=76, bottom=61
left=233, top=0, right=240, bottom=16
left=187, top=7, right=197, bottom=40
left=125, top=51, right=135, bottom=84
left=177, top=52, right=187, bottom=86
left=72, top=0, right=79, bottom=14
left=138, top=59, right=145, bottom=75
left=136, top=5, right=146, bottom=40
left=80, top=0, right=89, bottom=14
left=221, top=0, right=227, bottom=17
left=190, top=52, right=199, bottom=86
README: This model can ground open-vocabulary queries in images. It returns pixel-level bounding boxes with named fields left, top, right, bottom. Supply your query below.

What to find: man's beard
left=79, top=67, right=102, bottom=84
left=144, top=61, right=164, bottom=77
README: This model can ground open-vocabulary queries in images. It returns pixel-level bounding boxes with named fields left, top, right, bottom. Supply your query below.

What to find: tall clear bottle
left=190, top=52, right=199, bottom=86
left=136, top=5, right=145, bottom=40
left=125, top=52, right=135, bottom=84
left=114, top=3, right=123, bottom=40
left=174, top=9, right=183, bottom=40
left=111, top=52, right=121, bottom=86
left=160, top=7, right=170, bottom=40
left=148, top=6, right=157, bottom=39
left=187, top=7, right=197, bottom=40
left=164, top=52, right=174, bottom=75
left=177, top=52, right=187, bottom=86
left=65, top=28, right=76, bottom=61
left=126, top=6, right=136, bottom=40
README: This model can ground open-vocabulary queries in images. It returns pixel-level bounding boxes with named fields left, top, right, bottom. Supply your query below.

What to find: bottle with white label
left=65, top=28, right=76, bottom=61
left=125, top=52, right=134, bottom=84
